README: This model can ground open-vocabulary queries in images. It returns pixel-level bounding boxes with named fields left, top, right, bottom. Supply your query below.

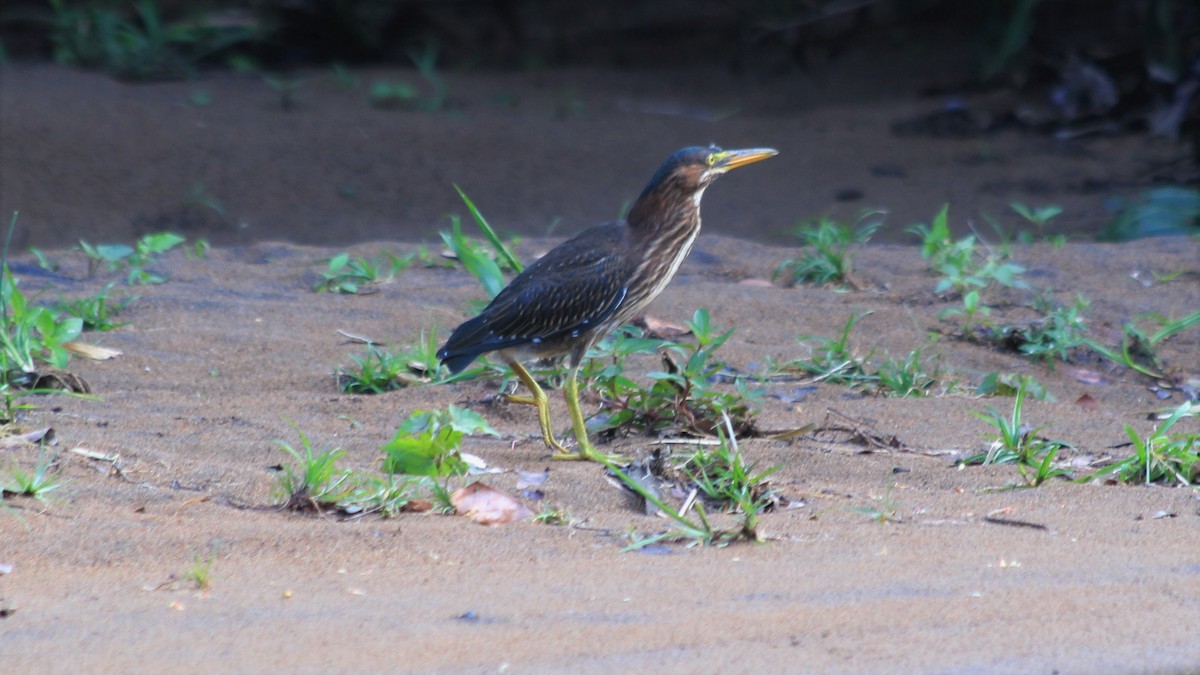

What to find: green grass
left=1086, top=402, right=1198, bottom=486
left=367, top=41, right=449, bottom=112
left=1085, top=310, right=1200, bottom=379
left=962, top=380, right=1070, bottom=487
left=3, top=447, right=66, bottom=514
left=1, top=213, right=85, bottom=421
left=874, top=349, right=940, bottom=398
left=182, top=542, right=219, bottom=591
left=772, top=212, right=882, bottom=288
left=50, top=283, right=136, bottom=332
left=611, top=415, right=778, bottom=549
left=336, top=328, right=448, bottom=393
left=272, top=428, right=355, bottom=512
left=48, top=0, right=255, bottom=81
left=380, top=406, right=497, bottom=477
left=79, top=232, right=187, bottom=285
left=769, top=310, right=877, bottom=390
left=909, top=204, right=1027, bottom=297
left=585, top=309, right=761, bottom=438
left=314, top=250, right=413, bottom=294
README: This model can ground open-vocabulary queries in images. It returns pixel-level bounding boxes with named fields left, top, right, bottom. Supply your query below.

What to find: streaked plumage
left=437, top=145, right=777, bottom=461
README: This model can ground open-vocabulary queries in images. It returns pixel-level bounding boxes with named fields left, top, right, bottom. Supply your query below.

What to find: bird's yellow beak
left=710, top=147, right=778, bottom=172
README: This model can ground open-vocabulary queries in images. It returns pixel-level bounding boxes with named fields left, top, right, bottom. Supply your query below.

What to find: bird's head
left=629, top=145, right=777, bottom=226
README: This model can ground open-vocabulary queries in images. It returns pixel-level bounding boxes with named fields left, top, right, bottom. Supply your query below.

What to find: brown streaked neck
left=625, top=174, right=703, bottom=241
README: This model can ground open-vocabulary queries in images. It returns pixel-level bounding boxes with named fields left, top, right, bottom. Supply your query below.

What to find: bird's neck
left=626, top=182, right=704, bottom=242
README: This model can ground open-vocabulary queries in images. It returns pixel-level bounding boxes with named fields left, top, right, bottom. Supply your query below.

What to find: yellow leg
left=552, top=367, right=628, bottom=464
left=504, top=359, right=569, bottom=454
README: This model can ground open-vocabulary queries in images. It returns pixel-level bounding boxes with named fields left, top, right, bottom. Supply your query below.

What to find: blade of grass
left=454, top=184, right=523, bottom=273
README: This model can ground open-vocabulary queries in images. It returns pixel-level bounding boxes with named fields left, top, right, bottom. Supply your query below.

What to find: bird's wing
left=480, top=225, right=630, bottom=345
left=438, top=224, right=631, bottom=368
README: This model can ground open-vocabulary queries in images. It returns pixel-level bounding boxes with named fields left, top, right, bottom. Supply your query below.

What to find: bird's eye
left=706, top=153, right=719, bottom=167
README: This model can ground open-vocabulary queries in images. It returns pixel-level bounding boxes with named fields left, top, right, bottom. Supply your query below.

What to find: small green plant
left=1100, top=186, right=1200, bottom=241
left=314, top=251, right=413, bottom=294
left=963, top=380, right=1070, bottom=486
left=273, top=428, right=355, bottom=512
left=772, top=211, right=882, bottom=288
left=262, top=74, right=303, bottom=110
left=80, top=232, right=187, bottom=285
left=47, top=0, right=255, bottom=80
left=0, top=216, right=86, bottom=421
left=337, top=328, right=447, bottom=392
left=380, top=406, right=498, bottom=477
left=532, top=503, right=572, bottom=526
left=1010, top=201, right=1064, bottom=243
left=1002, top=294, right=1090, bottom=366
left=770, top=310, right=876, bottom=390
left=1085, top=310, right=1200, bottom=379
left=616, top=415, right=775, bottom=549
left=336, top=344, right=415, bottom=393
left=975, top=372, right=1053, bottom=401
left=851, top=481, right=903, bottom=524
left=2, top=449, right=65, bottom=504
left=439, top=187, right=523, bottom=300
left=909, top=205, right=1026, bottom=297
left=368, top=79, right=419, bottom=109
left=875, top=349, right=940, bottom=398
left=588, top=309, right=761, bottom=437
left=50, top=284, right=136, bottom=331
left=939, top=289, right=992, bottom=338
left=29, top=247, right=58, bottom=272
left=343, top=474, right=423, bottom=518
left=182, top=542, right=219, bottom=591
left=332, top=62, right=358, bottom=89
left=677, top=424, right=781, bottom=540
left=1086, top=402, right=1198, bottom=486
left=183, top=183, right=225, bottom=221
left=366, top=42, right=448, bottom=111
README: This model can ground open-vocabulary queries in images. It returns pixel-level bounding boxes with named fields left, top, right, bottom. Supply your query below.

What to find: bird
left=437, top=145, right=777, bottom=462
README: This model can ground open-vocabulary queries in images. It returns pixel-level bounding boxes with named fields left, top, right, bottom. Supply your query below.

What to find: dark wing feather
left=438, top=224, right=630, bottom=373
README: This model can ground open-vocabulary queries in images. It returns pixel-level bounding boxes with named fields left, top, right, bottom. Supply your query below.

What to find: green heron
left=437, top=145, right=777, bottom=462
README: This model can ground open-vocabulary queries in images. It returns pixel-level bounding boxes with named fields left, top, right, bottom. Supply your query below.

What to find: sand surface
left=1, top=62, right=1199, bottom=672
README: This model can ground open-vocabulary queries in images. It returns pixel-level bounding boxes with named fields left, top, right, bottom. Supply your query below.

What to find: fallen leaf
left=68, top=446, right=119, bottom=462
left=62, top=341, right=122, bottom=360
left=1074, top=393, right=1098, bottom=410
left=0, top=427, right=53, bottom=449
left=335, top=329, right=383, bottom=346
left=462, top=453, right=501, bottom=474
left=637, top=315, right=691, bottom=340
left=515, top=468, right=548, bottom=490
left=1069, top=368, right=1105, bottom=385
left=405, top=499, right=433, bottom=513
left=450, top=482, right=533, bottom=525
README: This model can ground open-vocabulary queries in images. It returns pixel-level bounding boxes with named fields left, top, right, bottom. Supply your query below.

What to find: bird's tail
left=437, top=315, right=490, bottom=375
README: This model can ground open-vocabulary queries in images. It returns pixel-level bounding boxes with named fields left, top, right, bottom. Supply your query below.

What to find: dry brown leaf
left=62, top=341, right=122, bottom=360
left=68, top=446, right=119, bottom=462
left=1069, top=368, right=1105, bottom=385
left=637, top=315, right=691, bottom=340
left=336, top=329, right=383, bottom=345
left=0, top=427, right=52, bottom=449
left=450, top=482, right=533, bottom=526
left=1074, top=393, right=1098, bottom=411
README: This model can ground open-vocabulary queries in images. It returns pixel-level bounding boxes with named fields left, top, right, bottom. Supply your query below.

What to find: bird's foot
left=552, top=446, right=629, bottom=465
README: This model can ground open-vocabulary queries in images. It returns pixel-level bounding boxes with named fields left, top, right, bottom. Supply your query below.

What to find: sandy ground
left=1, top=61, right=1199, bottom=672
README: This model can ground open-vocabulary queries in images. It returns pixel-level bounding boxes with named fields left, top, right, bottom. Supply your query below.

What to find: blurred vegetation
left=0, top=0, right=1192, bottom=79
left=1, top=1, right=1196, bottom=209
